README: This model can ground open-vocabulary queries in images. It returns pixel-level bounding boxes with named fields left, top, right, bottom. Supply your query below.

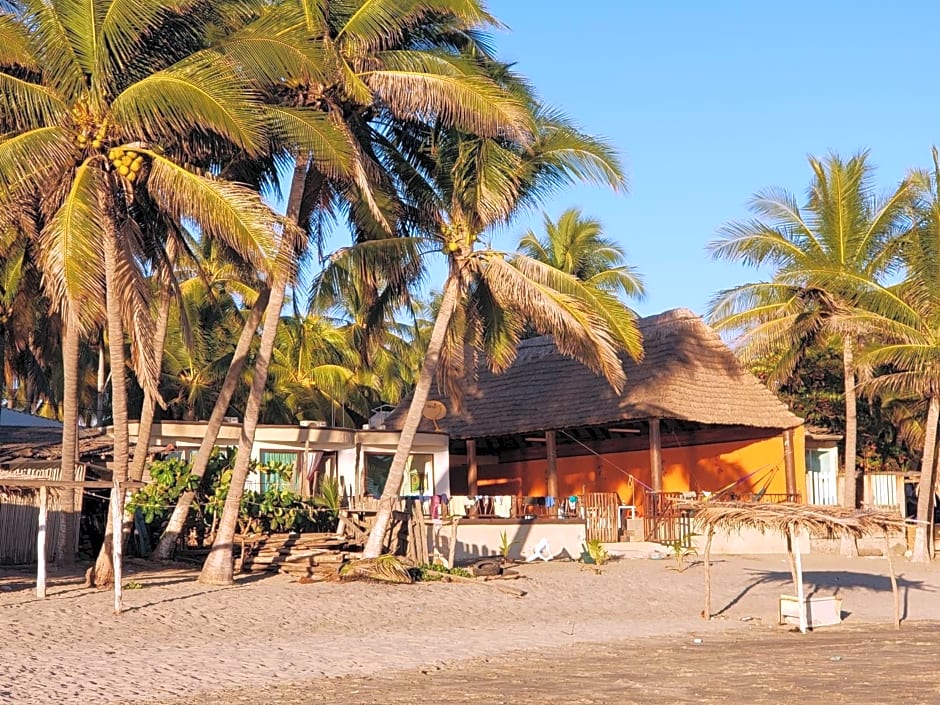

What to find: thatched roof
left=0, top=427, right=112, bottom=466
left=688, top=501, right=903, bottom=539
left=388, top=308, right=802, bottom=439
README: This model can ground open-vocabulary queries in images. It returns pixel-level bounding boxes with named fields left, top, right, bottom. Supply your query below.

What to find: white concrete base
left=439, top=519, right=586, bottom=565
left=779, top=594, right=843, bottom=628
left=692, top=527, right=811, bottom=555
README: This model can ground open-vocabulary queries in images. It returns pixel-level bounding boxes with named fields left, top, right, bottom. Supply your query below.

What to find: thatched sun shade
left=688, top=502, right=904, bottom=633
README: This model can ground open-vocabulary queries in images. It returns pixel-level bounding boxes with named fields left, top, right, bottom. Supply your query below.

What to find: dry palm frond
left=339, top=554, right=413, bottom=584
left=686, top=501, right=903, bottom=539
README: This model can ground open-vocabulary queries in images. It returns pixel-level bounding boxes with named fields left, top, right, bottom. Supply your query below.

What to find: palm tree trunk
left=198, top=267, right=289, bottom=584
left=0, top=324, right=5, bottom=424
left=840, top=335, right=859, bottom=557
left=118, top=289, right=173, bottom=555
left=128, top=282, right=173, bottom=482
left=55, top=315, right=79, bottom=566
left=913, top=395, right=940, bottom=562
left=96, top=336, right=106, bottom=425
left=363, top=271, right=461, bottom=558
left=151, top=289, right=269, bottom=560
left=93, top=228, right=132, bottom=587
left=198, top=161, right=307, bottom=585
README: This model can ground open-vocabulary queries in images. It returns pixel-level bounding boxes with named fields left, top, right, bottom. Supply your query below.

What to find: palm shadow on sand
left=716, top=569, right=932, bottom=622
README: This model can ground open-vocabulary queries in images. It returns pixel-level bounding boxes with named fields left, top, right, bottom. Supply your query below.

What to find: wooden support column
left=649, top=418, right=663, bottom=493
left=36, top=485, right=48, bottom=599
left=783, top=429, right=797, bottom=498
left=111, top=480, right=124, bottom=615
left=466, top=439, right=478, bottom=496
left=546, top=431, right=558, bottom=500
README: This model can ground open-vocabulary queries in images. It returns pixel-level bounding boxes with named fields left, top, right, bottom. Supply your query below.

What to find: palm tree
left=362, top=94, right=639, bottom=557
left=0, top=1, right=296, bottom=581
left=266, top=313, right=365, bottom=425
left=852, top=148, right=940, bottom=562
left=707, top=151, right=913, bottom=556
left=149, top=235, right=271, bottom=560
left=518, top=207, right=645, bottom=299
left=198, top=0, right=533, bottom=585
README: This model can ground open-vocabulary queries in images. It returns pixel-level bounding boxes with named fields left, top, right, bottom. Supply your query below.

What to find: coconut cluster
left=76, top=119, right=109, bottom=150
left=108, top=148, right=145, bottom=183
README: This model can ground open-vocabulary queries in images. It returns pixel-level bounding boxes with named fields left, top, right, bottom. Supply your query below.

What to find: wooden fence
left=0, top=464, right=86, bottom=564
left=579, top=492, right=620, bottom=543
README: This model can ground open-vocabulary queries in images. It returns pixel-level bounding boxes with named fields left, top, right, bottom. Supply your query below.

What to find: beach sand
left=2, top=552, right=939, bottom=704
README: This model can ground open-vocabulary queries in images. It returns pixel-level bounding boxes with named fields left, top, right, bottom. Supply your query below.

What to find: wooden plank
left=425, top=569, right=527, bottom=597
left=466, top=439, right=478, bottom=496
left=36, top=485, right=47, bottom=599
left=545, top=431, right=558, bottom=500
left=649, top=418, right=663, bottom=493
left=784, top=429, right=797, bottom=497
left=0, top=479, right=144, bottom=489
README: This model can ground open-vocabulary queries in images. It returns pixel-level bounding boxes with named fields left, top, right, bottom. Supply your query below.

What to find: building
left=133, top=420, right=450, bottom=501
left=386, top=308, right=807, bottom=544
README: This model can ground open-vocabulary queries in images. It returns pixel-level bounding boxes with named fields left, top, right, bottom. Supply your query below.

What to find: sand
left=2, top=551, right=940, bottom=704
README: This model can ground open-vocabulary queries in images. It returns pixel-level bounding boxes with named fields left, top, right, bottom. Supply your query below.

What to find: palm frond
left=0, top=14, right=38, bottom=70
left=366, top=50, right=533, bottom=141
left=0, top=73, right=69, bottom=132
left=474, top=251, right=626, bottom=392
left=111, top=58, right=266, bottom=154
left=144, top=152, right=278, bottom=274
left=339, top=554, right=413, bottom=583
left=508, top=253, right=643, bottom=363
left=0, top=126, right=75, bottom=195
left=266, top=106, right=352, bottom=178
left=98, top=0, right=201, bottom=76
left=36, top=161, right=106, bottom=321
left=17, top=0, right=86, bottom=97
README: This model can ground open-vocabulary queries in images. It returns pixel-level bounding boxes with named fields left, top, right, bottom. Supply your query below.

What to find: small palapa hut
left=387, top=308, right=806, bottom=541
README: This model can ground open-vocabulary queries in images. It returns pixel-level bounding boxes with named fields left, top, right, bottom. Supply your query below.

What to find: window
left=365, top=453, right=434, bottom=496
left=259, top=450, right=300, bottom=493
left=304, top=451, right=338, bottom=498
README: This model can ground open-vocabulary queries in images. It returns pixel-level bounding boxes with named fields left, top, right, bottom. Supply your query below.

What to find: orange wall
left=475, top=430, right=806, bottom=516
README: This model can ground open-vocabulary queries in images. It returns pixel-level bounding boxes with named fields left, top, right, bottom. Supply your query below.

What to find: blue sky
left=479, top=1, right=940, bottom=317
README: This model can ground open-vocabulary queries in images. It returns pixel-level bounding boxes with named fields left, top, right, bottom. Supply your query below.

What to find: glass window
left=259, top=450, right=299, bottom=492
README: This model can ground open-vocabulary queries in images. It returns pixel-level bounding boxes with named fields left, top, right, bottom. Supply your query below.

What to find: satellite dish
left=422, top=400, right=447, bottom=430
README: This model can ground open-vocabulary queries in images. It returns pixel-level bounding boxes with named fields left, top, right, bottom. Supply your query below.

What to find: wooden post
left=447, top=518, right=459, bottom=569
left=783, top=429, right=797, bottom=498
left=36, top=485, right=48, bottom=599
left=649, top=418, right=663, bottom=493
left=785, top=531, right=799, bottom=589
left=885, top=532, right=900, bottom=630
left=546, top=430, right=558, bottom=501
left=111, top=480, right=124, bottom=615
left=790, top=527, right=807, bottom=634
left=702, top=527, right=713, bottom=619
left=467, top=439, right=478, bottom=496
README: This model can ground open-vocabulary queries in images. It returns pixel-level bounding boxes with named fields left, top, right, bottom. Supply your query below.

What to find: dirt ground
left=155, top=625, right=940, bottom=705
left=2, top=552, right=940, bottom=704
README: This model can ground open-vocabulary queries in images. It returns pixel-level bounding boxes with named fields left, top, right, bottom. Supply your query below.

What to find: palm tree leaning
left=0, top=1, right=290, bottom=579
left=362, top=98, right=641, bottom=558
left=707, top=151, right=913, bottom=557
left=198, top=0, right=534, bottom=585
left=855, top=148, right=940, bottom=562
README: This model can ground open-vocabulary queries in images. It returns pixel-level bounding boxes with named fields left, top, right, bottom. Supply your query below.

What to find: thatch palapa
left=689, top=501, right=903, bottom=539
left=386, top=308, right=802, bottom=439
left=690, top=501, right=904, bottom=633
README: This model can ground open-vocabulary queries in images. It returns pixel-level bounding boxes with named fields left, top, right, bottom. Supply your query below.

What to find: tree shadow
left=716, top=569, right=932, bottom=622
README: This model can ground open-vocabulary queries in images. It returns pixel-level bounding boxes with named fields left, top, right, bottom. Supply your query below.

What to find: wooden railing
left=644, top=492, right=694, bottom=547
